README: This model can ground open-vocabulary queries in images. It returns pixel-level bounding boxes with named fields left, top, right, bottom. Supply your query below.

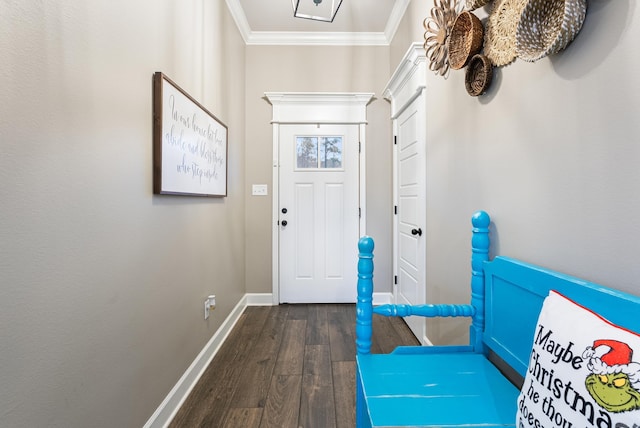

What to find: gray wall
left=244, top=45, right=394, bottom=295
left=392, top=1, right=640, bottom=344
left=0, top=1, right=246, bottom=427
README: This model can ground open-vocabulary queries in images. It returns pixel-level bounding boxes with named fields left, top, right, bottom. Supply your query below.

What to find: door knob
left=411, top=228, right=422, bottom=236
left=282, top=208, right=288, bottom=214
left=281, top=220, right=288, bottom=227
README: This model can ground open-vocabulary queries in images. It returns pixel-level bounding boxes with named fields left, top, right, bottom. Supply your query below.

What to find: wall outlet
left=204, top=295, right=216, bottom=320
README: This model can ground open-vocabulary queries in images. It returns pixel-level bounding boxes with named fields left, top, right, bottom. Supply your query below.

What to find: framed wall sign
left=153, top=72, right=228, bottom=197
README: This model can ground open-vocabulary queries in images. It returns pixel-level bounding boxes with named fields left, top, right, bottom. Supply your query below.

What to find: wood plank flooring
left=169, top=304, right=419, bottom=428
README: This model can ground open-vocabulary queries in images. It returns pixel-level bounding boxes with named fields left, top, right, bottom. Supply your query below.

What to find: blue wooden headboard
left=484, top=244, right=640, bottom=380
left=357, top=210, right=640, bottom=382
left=355, top=211, right=640, bottom=428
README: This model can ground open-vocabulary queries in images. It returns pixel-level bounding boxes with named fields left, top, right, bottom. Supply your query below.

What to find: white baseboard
left=373, top=292, right=393, bottom=305
left=143, top=293, right=275, bottom=428
left=246, top=292, right=275, bottom=306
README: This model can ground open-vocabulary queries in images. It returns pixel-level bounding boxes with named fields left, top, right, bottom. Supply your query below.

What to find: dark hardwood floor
left=169, top=304, right=419, bottom=428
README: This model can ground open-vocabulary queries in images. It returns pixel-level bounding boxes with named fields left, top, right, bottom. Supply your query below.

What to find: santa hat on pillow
left=583, top=339, right=640, bottom=391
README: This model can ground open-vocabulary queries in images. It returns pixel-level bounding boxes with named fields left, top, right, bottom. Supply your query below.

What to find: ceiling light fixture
left=292, top=0, right=343, bottom=23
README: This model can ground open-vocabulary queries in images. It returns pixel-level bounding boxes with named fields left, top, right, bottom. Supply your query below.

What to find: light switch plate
left=252, top=184, right=268, bottom=196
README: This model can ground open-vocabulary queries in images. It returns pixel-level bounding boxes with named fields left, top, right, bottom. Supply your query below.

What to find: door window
left=296, top=136, right=343, bottom=169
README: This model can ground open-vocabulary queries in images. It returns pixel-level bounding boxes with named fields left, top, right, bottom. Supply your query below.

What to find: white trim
left=143, top=294, right=275, bottom=428
left=246, top=293, right=275, bottom=306
left=385, top=44, right=429, bottom=345
left=265, top=93, right=374, bottom=304
left=224, top=0, right=252, bottom=43
left=246, top=31, right=389, bottom=46
left=225, top=0, right=409, bottom=46
left=271, top=124, right=281, bottom=306
left=383, top=43, right=427, bottom=118
left=359, top=122, right=367, bottom=236
left=266, top=92, right=375, bottom=106
left=265, top=92, right=374, bottom=125
left=389, top=87, right=426, bottom=121
left=384, top=0, right=411, bottom=44
left=373, top=292, right=394, bottom=305
left=392, top=121, right=399, bottom=304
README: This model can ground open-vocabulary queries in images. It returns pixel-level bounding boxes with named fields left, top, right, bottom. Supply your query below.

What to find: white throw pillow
left=516, top=290, right=640, bottom=428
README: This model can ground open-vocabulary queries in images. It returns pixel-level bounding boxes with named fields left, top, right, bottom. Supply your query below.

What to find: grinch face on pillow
left=585, top=372, right=640, bottom=412
left=583, top=339, right=640, bottom=413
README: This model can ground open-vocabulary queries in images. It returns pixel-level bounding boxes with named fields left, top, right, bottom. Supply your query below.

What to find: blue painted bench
left=355, top=211, right=640, bottom=427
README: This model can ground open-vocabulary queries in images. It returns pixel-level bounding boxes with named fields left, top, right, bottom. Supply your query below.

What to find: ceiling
left=226, top=0, right=410, bottom=45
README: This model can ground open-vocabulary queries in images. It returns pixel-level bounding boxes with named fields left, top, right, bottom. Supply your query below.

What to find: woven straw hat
left=516, top=0, right=587, bottom=62
left=483, top=0, right=527, bottom=67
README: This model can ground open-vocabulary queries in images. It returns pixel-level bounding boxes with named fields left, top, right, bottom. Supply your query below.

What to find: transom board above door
left=265, top=93, right=374, bottom=304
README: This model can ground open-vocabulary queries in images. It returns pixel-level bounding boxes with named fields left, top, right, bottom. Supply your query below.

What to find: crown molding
left=246, top=31, right=388, bottom=46
left=225, top=0, right=252, bottom=42
left=225, top=0, right=409, bottom=46
left=384, top=0, right=410, bottom=43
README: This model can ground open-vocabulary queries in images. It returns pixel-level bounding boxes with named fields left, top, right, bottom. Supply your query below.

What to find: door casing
left=384, top=44, right=429, bottom=344
left=265, top=92, right=374, bottom=304
left=392, top=92, right=427, bottom=344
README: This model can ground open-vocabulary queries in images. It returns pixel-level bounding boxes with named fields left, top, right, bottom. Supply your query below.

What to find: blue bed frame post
left=356, top=236, right=375, bottom=355
left=355, top=236, right=375, bottom=428
left=470, top=210, right=490, bottom=353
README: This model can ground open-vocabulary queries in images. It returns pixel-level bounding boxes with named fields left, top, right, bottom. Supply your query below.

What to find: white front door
left=278, top=124, right=360, bottom=303
left=395, top=92, right=427, bottom=344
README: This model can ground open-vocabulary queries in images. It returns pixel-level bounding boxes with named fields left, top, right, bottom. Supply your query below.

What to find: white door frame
left=264, top=92, right=374, bottom=305
left=384, top=43, right=429, bottom=343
